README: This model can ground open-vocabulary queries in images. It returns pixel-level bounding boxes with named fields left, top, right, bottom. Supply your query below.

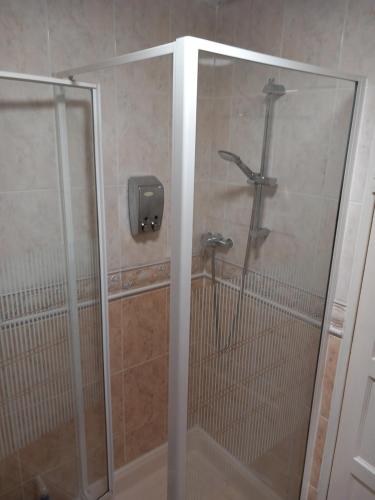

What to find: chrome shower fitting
left=263, top=78, right=286, bottom=99
left=201, top=232, right=233, bottom=351
left=201, top=232, right=233, bottom=249
left=218, top=150, right=277, bottom=187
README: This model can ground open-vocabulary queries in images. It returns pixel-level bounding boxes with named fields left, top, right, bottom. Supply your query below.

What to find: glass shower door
left=0, top=74, right=110, bottom=500
left=185, top=50, right=357, bottom=500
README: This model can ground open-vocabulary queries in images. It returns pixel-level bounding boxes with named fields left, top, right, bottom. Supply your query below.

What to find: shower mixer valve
left=201, top=232, right=233, bottom=249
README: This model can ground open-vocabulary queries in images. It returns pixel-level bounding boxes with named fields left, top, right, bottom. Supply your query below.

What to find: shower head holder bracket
left=250, top=227, right=270, bottom=240
left=247, top=175, right=277, bottom=187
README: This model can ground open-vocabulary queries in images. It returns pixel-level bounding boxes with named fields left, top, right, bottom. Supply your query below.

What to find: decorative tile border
left=107, top=255, right=204, bottom=295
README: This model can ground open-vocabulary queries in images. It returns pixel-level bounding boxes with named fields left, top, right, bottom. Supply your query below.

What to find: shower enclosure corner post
left=92, top=84, right=114, bottom=499
left=168, top=36, right=199, bottom=500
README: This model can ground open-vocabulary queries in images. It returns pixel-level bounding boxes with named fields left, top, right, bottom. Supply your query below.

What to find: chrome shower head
left=218, top=150, right=241, bottom=163
left=218, top=150, right=256, bottom=181
left=218, top=150, right=277, bottom=186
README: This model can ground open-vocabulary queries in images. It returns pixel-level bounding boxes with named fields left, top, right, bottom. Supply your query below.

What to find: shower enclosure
left=0, top=36, right=364, bottom=500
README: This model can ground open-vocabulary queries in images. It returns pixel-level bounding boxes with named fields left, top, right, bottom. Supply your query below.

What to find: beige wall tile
left=0, top=486, right=23, bottom=500
left=115, top=0, right=170, bottom=54
left=170, top=0, right=216, bottom=41
left=214, top=0, right=247, bottom=46
left=324, top=88, right=357, bottom=199
left=282, top=0, right=347, bottom=68
left=71, top=187, right=98, bottom=243
left=123, top=354, right=168, bottom=434
left=109, top=298, right=122, bottom=328
left=340, top=0, right=375, bottom=82
left=111, top=372, right=124, bottom=438
left=195, top=98, right=214, bottom=180
left=85, top=402, right=107, bottom=452
left=125, top=415, right=167, bottom=464
left=117, top=92, right=171, bottom=186
left=47, top=0, right=115, bottom=72
left=122, top=289, right=168, bottom=369
left=42, top=459, right=79, bottom=497
left=251, top=447, right=289, bottom=498
left=0, top=453, right=22, bottom=496
left=232, top=61, right=278, bottom=99
left=237, top=0, right=284, bottom=56
left=0, top=82, right=59, bottom=192
left=271, top=88, right=336, bottom=196
left=23, top=479, right=75, bottom=500
left=18, top=420, right=77, bottom=482
left=308, top=485, right=318, bottom=500
left=113, top=432, right=126, bottom=470
left=0, top=190, right=63, bottom=260
left=310, top=415, right=328, bottom=488
left=64, top=88, right=95, bottom=190
left=228, top=95, right=265, bottom=179
left=87, top=443, right=108, bottom=485
left=210, top=99, right=231, bottom=179
left=84, top=70, right=119, bottom=188
left=335, top=202, right=362, bottom=304
left=116, top=57, right=172, bottom=98
left=321, top=335, right=341, bottom=419
left=0, top=0, right=49, bottom=73
left=349, top=85, right=375, bottom=203
left=104, top=187, right=121, bottom=272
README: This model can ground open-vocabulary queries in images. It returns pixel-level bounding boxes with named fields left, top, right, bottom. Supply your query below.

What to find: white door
left=328, top=195, right=375, bottom=500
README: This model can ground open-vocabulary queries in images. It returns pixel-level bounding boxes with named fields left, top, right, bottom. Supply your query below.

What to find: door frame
left=0, top=70, right=113, bottom=500
left=318, top=176, right=375, bottom=496
left=325, top=184, right=375, bottom=498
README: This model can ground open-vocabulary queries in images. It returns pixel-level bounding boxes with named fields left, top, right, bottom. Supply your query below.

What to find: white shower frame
left=0, top=70, right=113, bottom=500
left=58, top=36, right=366, bottom=500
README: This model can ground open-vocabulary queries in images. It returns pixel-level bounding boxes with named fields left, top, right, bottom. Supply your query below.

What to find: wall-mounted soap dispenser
left=128, top=176, right=164, bottom=236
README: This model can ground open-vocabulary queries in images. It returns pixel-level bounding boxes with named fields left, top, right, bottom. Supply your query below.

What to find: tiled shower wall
left=108, top=288, right=169, bottom=469
left=2, top=0, right=374, bottom=297
left=213, top=0, right=375, bottom=309
left=194, top=60, right=355, bottom=298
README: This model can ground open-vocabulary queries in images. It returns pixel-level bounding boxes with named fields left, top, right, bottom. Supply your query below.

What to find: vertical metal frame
left=91, top=85, right=114, bottom=500
left=317, top=80, right=369, bottom=500
left=168, top=37, right=199, bottom=500
left=54, top=85, right=89, bottom=498
left=56, top=82, right=113, bottom=500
